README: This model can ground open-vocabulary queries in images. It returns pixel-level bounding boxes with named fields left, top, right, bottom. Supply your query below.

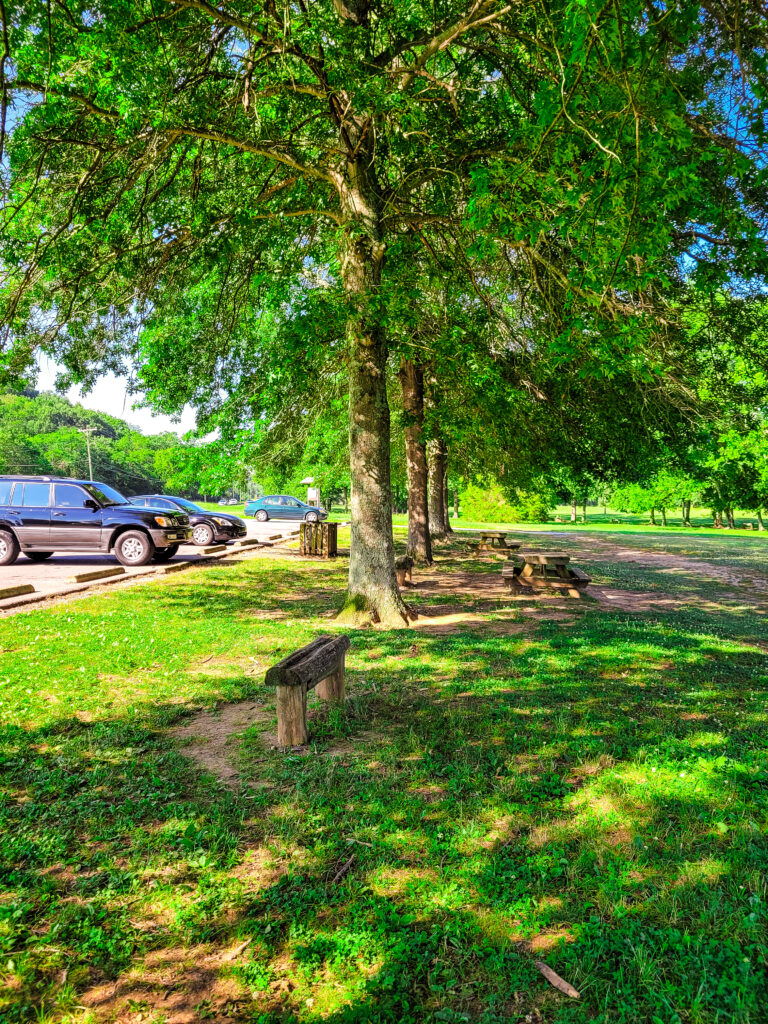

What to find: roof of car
left=0, top=475, right=103, bottom=486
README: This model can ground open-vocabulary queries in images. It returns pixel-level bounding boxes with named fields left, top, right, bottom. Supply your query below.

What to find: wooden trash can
left=300, top=521, right=338, bottom=558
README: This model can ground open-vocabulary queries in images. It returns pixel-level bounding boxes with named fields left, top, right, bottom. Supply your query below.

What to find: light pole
left=79, top=426, right=96, bottom=480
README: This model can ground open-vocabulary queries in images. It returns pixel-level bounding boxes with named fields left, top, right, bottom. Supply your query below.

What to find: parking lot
left=0, top=519, right=300, bottom=608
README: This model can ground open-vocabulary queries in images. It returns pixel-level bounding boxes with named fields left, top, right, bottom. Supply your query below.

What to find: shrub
left=509, top=491, right=550, bottom=522
left=459, top=483, right=550, bottom=523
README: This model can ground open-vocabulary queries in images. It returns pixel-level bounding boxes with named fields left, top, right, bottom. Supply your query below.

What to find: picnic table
left=472, top=531, right=520, bottom=552
left=502, top=551, right=591, bottom=598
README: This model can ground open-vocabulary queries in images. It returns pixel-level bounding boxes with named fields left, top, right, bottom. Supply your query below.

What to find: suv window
left=151, top=498, right=175, bottom=509
left=0, top=481, right=12, bottom=505
left=54, top=483, right=90, bottom=508
left=21, top=482, right=52, bottom=507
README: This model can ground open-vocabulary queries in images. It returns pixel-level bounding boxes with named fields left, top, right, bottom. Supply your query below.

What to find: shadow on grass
left=2, top=600, right=768, bottom=1022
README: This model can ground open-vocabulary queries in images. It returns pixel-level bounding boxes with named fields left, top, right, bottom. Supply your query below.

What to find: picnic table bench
left=502, top=551, right=591, bottom=598
left=266, top=635, right=351, bottom=746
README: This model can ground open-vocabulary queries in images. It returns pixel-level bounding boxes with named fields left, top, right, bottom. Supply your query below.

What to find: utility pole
left=79, top=426, right=96, bottom=480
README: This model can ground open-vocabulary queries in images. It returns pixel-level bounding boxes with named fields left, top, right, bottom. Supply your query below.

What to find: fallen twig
left=222, top=938, right=252, bottom=962
left=536, top=961, right=580, bottom=998
left=330, top=853, right=356, bottom=885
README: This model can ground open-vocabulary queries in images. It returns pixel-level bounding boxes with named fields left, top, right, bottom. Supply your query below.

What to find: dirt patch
left=170, top=702, right=270, bottom=787
left=81, top=942, right=250, bottom=1023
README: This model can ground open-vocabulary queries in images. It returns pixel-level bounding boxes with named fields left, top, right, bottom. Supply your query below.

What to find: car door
left=51, top=482, right=102, bottom=548
left=283, top=497, right=303, bottom=520
left=16, top=481, right=52, bottom=547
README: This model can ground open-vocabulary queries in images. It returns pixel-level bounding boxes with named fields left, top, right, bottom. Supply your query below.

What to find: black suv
left=130, top=495, right=247, bottom=546
left=0, top=476, right=192, bottom=566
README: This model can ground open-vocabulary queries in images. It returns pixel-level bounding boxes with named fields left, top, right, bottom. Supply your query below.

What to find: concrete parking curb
left=0, top=584, right=36, bottom=599
left=68, top=567, right=126, bottom=583
left=0, top=531, right=303, bottom=614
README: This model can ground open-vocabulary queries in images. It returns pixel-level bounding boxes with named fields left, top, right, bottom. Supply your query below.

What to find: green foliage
left=509, top=491, right=550, bottom=524
left=459, top=482, right=516, bottom=524
left=0, top=390, right=221, bottom=496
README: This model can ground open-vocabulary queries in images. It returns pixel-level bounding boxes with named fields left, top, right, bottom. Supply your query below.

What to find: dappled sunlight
left=1, top=541, right=768, bottom=1021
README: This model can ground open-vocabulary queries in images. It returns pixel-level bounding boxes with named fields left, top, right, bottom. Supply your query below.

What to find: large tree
left=1, top=0, right=766, bottom=622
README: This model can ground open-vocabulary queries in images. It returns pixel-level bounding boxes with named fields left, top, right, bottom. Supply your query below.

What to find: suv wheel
left=114, top=530, right=154, bottom=566
left=152, top=544, right=180, bottom=563
left=192, top=523, right=214, bottom=546
left=255, top=510, right=268, bottom=522
left=305, top=511, right=319, bottom=523
left=26, top=551, right=54, bottom=562
left=0, top=530, right=19, bottom=566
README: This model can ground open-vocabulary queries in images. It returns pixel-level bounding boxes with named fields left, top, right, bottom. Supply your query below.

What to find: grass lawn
left=1, top=533, right=767, bottom=1023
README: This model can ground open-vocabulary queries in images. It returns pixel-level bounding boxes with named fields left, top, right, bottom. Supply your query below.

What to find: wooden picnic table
left=519, top=551, right=571, bottom=579
left=502, top=550, right=591, bottom=598
left=477, top=531, right=519, bottom=550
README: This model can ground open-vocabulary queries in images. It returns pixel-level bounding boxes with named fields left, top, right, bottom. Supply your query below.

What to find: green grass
left=1, top=535, right=767, bottom=1023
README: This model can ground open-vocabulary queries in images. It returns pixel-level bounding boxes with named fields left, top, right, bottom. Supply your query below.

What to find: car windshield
left=171, top=497, right=206, bottom=513
left=85, top=482, right=128, bottom=507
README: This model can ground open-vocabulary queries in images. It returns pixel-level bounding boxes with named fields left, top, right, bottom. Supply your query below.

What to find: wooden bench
left=300, top=521, right=338, bottom=558
left=395, top=555, right=414, bottom=587
left=265, top=635, right=351, bottom=746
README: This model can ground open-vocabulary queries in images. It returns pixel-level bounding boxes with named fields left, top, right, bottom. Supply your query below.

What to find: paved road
left=0, top=518, right=299, bottom=599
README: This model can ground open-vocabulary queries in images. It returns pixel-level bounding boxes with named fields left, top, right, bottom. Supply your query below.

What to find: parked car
left=0, top=476, right=192, bottom=566
left=244, top=495, right=328, bottom=522
left=129, top=495, right=247, bottom=546
left=227, top=498, right=240, bottom=506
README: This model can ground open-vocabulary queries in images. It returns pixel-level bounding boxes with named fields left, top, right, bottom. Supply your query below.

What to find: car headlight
left=212, top=517, right=230, bottom=526
left=154, top=516, right=173, bottom=527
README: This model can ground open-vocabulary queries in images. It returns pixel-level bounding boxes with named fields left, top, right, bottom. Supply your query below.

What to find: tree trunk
left=758, top=509, right=765, bottom=530
left=428, top=439, right=448, bottom=539
left=649, top=507, right=656, bottom=525
left=660, top=507, right=667, bottom=526
left=570, top=501, right=577, bottom=522
left=443, top=462, right=453, bottom=533
left=337, top=195, right=409, bottom=626
left=685, top=499, right=692, bottom=526
left=398, top=359, right=432, bottom=565
left=726, top=507, right=735, bottom=529
left=581, top=501, right=587, bottom=523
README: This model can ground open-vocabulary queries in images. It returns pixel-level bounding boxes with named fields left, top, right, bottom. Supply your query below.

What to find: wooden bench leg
left=316, top=653, right=346, bottom=703
left=277, top=683, right=308, bottom=746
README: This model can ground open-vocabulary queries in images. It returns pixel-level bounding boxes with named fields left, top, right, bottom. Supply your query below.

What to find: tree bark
left=685, top=499, right=692, bottom=526
left=570, top=501, right=577, bottom=522
left=726, top=507, right=735, bottom=529
left=337, top=175, right=409, bottom=626
left=660, top=506, right=667, bottom=526
left=443, top=462, right=453, bottom=533
left=398, top=359, right=432, bottom=565
left=649, top=507, right=656, bottom=525
left=758, top=509, right=765, bottom=530
left=428, top=439, right=448, bottom=539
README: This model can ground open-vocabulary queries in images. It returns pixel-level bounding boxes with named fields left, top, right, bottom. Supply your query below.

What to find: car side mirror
left=84, top=499, right=99, bottom=510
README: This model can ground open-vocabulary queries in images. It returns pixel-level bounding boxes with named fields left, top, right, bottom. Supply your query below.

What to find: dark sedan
left=244, top=495, right=327, bottom=522
left=130, top=495, right=247, bottom=546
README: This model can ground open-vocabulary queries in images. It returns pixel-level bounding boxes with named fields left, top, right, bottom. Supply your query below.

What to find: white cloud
left=35, top=358, right=198, bottom=437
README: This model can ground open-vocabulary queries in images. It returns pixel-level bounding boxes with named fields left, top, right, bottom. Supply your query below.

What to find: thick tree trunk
left=581, top=501, right=587, bottom=523
left=570, top=501, right=577, bottom=522
left=726, top=507, right=735, bottom=529
left=685, top=499, right=692, bottom=526
left=337, top=195, right=409, bottom=626
left=649, top=507, right=656, bottom=525
left=428, top=439, right=448, bottom=538
left=660, top=507, right=667, bottom=526
left=758, top=509, right=765, bottom=530
left=398, top=359, right=432, bottom=565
